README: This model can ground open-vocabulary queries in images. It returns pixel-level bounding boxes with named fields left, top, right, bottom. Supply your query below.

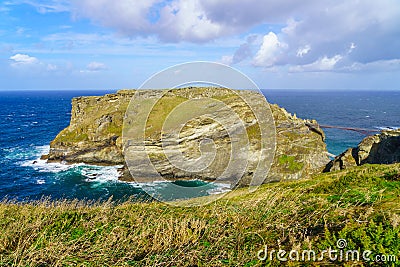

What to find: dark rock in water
left=87, top=174, right=97, bottom=180
left=45, top=88, right=329, bottom=185
left=325, top=130, right=400, bottom=172
left=33, top=160, right=38, bottom=164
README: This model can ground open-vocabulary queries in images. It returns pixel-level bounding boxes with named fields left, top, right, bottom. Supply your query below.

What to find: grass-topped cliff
left=1, top=163, right=399, bottom=266
left=46, top=88, right=329, bottom=183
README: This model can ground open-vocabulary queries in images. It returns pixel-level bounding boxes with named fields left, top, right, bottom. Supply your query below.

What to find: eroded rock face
left=47, top=90, right=135, bottom=165
left=324, top=130, right=400, bottom=172
left=269, top=105, right=329, bottom=181
left=45, top=88, right=329, bottom=185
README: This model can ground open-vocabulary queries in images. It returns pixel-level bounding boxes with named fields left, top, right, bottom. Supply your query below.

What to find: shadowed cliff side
left=44, top=88, right=329, bottom=184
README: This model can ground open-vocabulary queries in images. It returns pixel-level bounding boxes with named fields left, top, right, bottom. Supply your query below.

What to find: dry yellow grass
left=0, top=164, right=399, bottom=266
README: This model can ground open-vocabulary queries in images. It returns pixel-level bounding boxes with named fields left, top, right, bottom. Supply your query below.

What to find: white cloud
left=348, top=43, right=357, bottom=54
left=253, top=32, right=286, bottom=67
left=289, top=55, right=343, bottom=72
left=18, top=0, right=400, bottom=73
left=86, top=61, right=107, bottom=71
left=157, top=0, right=225, bottom=42
left=71, top=0, right=157, bottom=35
left=9, top=53, right=39, bottom=67
left=344, top=59, right=400, bottom=72
left=68, top=0, right=400, bottom=68
left=9, top=53, right=63, bottom=73
left=215, top=0, right=400, bottom=72
left=297, top=45, right=311, bottom=58
left=278, top=0, right=400, bottom=65
left=71, top=0, right=226, bottom=42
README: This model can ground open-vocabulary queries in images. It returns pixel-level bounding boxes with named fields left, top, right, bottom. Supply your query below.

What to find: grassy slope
left=1, top=164, right=399, bottom=266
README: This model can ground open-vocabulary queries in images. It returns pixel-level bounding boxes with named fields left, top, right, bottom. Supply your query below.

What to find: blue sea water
left=0, top=89, right=399, bottom=202
left=263, top=90, right=400, bottom=155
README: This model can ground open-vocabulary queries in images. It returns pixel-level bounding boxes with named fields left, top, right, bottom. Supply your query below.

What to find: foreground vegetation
left=1, top=164, right=400, bottom=266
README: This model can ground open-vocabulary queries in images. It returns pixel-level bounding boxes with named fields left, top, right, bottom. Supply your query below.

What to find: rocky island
left=43, top=88, right=330, bottom=185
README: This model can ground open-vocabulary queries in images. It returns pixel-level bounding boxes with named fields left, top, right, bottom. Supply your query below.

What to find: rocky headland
left=325, top=129, right=400, bottom=172
left=43, top=88, right=330, bottom=185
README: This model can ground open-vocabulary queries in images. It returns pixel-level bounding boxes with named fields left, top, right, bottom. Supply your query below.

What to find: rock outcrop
left=47, top=90, right=135, bottom=165
left=324, top=130, right=400, bottom=172
left=45, top=88, right=330, bottom=185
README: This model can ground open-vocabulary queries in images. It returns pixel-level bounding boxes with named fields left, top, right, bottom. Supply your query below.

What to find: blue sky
left=1, top=0, right=400, bottom=90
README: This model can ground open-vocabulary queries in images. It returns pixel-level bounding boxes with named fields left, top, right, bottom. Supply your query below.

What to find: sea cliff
left=44, top=88, right=330, bottom=184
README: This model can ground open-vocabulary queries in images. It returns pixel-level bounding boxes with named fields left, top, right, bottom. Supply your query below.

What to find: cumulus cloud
left=284, top=1, right=399, bottom=66
left=158, top=0, right=226, bottom=42
left=217, top=0, right=400, bottom=72
left=64, top=0, right=400, bottom=71
left=253, top=32, right=287, bottom=67
left=9, top=53, right=39, bottom=67
left=72, top=0, right=226, bottom=42
left=86, top=61, right=108, bottom=71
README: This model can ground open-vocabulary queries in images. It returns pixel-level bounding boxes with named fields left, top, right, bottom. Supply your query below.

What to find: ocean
left=1, top=89, right=399, bottom=202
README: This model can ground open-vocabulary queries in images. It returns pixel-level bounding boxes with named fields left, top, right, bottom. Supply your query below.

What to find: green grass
left=55, top=129, right=89, bottom=143
left=145, top=95, right=188, bottom=139
left=278, top=154, right=304, bottom=172
left=54, top=95, right=131, bottom=144
left=1, top=164, right=399, bottom=266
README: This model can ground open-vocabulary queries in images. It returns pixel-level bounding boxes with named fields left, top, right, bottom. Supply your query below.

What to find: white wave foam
left=36, top=145, right=51, bottom=155
left=6, top=145, right=49, bottom=161
left=206, top=183, right=232, bottom=195
left=81, top=165, right=124, bottom=183
left=19, top=145, right=124, bottom=183
left=19, top=146, right=232, bottom=196
left=19, top=146, right=75, bottom=172
left=20, top=157, right=84, bottom=173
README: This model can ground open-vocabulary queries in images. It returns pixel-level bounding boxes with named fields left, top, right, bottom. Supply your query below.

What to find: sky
left=1, top=0, right=400, bottom=90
